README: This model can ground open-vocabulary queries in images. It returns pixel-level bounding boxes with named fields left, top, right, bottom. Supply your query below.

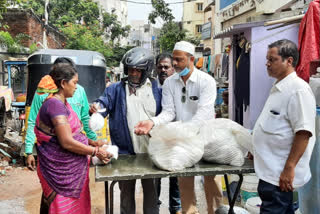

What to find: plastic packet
left=89, top=112, right=105, bottom=132
left=148, top=121, right=204, bottom=171
left=92, top=145, right=119, bottom=165
left=201, top=118, right=253, bottom=166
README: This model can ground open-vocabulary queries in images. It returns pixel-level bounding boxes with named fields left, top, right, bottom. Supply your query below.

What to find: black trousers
left=258, top=179, right=294, bottom=214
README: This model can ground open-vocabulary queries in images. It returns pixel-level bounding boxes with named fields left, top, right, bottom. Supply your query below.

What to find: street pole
left=43, top=0, right=49, bottom=49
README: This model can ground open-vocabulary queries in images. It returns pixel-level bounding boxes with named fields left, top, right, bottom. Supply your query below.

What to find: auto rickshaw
left=21, top=49, right=110, bottom=157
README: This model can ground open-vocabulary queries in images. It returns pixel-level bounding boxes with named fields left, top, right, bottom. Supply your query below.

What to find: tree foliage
left=102, top=12, right=131, bottom=44
left=20, top=0, right=100, bottom=26
left=0, top=0, right=20, bottom=14
left=148, top=0, right=174, bottom=24
left=0, top=1, right=36, bottom=53
left=18, top=0, right=131, bottom=67
left=0, top=31, right=32, bottom=53
left=148, top=0, right=200, bottom=53
left=158, top=22, right=187, bottom=52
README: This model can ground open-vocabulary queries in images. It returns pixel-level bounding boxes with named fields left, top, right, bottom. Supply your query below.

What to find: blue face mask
left=179, top=67, right=190, bottom=76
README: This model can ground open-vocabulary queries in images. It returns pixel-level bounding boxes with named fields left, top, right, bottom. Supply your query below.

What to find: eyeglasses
left=181, top=87, right=186, bottom=103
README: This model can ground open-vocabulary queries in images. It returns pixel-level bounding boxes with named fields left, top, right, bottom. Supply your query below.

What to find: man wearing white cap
left=135, top=41, right=222, bottom=214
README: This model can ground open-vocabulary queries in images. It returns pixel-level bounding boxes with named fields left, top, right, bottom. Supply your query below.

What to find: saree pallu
left=35, top=98, right=91, bottom=213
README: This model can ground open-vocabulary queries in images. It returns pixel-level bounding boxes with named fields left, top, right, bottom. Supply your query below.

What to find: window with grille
left=196, top=25, right=202, bottom=33
left=196, top=3, right=203, bottom=11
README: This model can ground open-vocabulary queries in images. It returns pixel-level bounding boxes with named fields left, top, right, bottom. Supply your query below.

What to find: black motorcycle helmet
left=122, top=47, right=154, bottom=87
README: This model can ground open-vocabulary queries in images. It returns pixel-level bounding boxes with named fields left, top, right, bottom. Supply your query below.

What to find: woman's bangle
left=95, top=146, right=99, bottom=156
left=91, top=147, right=96, bottom=156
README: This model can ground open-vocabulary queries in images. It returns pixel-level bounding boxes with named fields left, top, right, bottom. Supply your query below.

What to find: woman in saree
left=34, top=63, right=112, bottom=214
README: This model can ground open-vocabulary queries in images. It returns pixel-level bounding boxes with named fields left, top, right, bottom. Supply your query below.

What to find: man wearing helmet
left=135, top=41, right=222, bottom=214
left=90, top=47, right=162, bottom=214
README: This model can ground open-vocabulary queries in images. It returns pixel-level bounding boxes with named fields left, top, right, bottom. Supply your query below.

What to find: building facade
left=182, top=0, right=205, bottom=37
left=211, top=0, right=314, bottom=128
left=127, top=20, right=160, bottom=55
left=213, top=0, right=313, bottom=54
left=202, top=0, right=216, bottom=55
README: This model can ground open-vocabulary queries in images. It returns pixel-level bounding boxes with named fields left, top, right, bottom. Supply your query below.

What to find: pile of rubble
left=0, top=159, right=12, bottom=176
left=0, top=124, right=24, bottom=176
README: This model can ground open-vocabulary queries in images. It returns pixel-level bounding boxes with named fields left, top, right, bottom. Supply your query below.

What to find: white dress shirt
left=151, top=67, right=217, bottom=124
left=253, top=72, right=316, bottom=188
left=126, top=79, right=156, bottom=153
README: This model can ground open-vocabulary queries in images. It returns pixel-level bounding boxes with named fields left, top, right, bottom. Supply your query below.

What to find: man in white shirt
left=155, top=53, right=182, bottom=214
left=253, top=39, right=316, bottom=213
left=135, top=41, right=222, bottom=214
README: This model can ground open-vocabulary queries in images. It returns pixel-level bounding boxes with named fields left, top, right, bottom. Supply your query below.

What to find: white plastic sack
left=92, top=145, right=119, bottom=165
left=148, top=121, right=204, bottom=171
left=201, top=118, right=253, bottom=166
left=89, top=113, right=105, bottom=132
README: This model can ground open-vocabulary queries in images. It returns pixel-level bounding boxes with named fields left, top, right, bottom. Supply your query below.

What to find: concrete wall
left=222, top=8, right=256, bottom=30
left=255, top=0, right=294, bottom=14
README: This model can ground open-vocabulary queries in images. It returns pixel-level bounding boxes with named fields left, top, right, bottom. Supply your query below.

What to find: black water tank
left=26, top=49, right=106, bottom=105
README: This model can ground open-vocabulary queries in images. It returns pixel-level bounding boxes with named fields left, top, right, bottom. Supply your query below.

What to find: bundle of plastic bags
left=148, top=121, right=204, bottom=171
left=148, top=118, right=253, bottom=170
left=201, top=118, right=252, bottom=166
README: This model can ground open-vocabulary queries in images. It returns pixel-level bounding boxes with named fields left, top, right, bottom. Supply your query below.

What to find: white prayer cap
left=173, top=41, right=195, bottom=56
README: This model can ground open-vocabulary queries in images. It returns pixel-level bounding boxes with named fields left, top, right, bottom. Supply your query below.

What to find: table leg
left=224, top=174, right=244, bottom=214
left=105, top=181, right=109, bottom=214
left=110, top=181, right=118, bottom=214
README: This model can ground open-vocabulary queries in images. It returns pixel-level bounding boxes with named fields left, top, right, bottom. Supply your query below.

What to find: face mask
left=179, top=67, right=190, bottom=76
left=178, top=56, right=191, bottom=77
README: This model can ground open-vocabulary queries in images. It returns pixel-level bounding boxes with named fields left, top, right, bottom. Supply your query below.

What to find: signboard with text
left=201, top=22, right=212, bottom=40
